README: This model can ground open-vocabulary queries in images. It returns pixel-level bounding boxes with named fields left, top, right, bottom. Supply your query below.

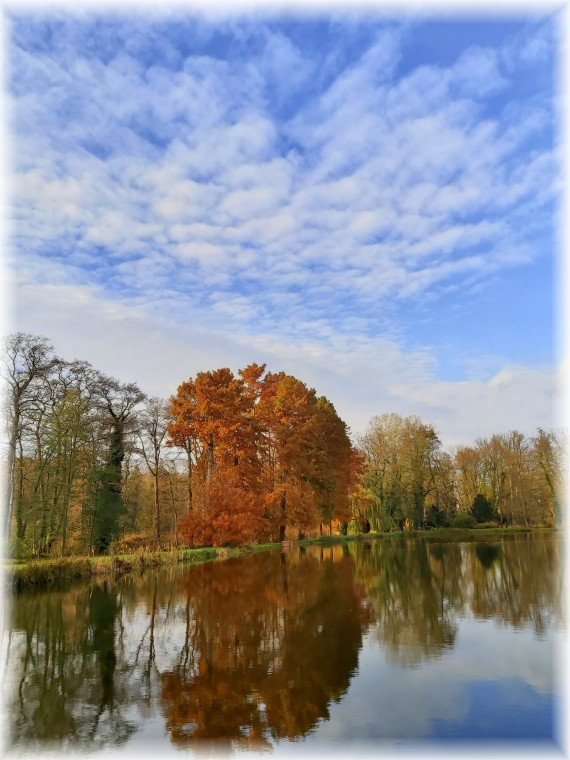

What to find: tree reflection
left=5, top=580, right=135, bottom=750
left=475, top=543, right=501, bottom=569
left=467, top=535, right=562, bottom=634
left=4, top=535, right=561, bottom=752
left=160, top=547, right=370, bottom=750
left=349, top=539, right=459, bottom=667
left=349, top=534, right=562, bottom=665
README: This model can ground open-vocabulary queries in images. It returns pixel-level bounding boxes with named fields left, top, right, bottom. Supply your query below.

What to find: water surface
left=2, top=533, right=563, bottom=754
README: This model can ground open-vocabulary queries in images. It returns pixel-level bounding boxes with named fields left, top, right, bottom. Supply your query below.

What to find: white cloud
left=5, top=14, right=559, bottom=447
left=8, top=277, right=558, bottom=447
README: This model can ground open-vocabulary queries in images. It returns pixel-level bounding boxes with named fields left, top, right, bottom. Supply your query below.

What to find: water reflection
left=3, top=534, right=561, bottom=751
left=7, top=581, right=136, bottom=749
left=161, top=549, right=370, bottom=750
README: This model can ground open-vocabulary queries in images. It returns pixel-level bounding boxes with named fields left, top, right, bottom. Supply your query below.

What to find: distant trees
left=2, top=334, right=146, bottom=556
left=452, top=430, right=565, bottom=527
left=357, top=413, right=565, bottom=531
left=357, top=414, right=457, bottom=531
left=1, top=334, right=58, bottom=541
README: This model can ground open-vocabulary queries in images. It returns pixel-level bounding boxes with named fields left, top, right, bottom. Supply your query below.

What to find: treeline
left=1, top=334, right=565, bottom=559
left=2, top=333, right=355, bottom=557
left=356, top=413, right=565, bottom=531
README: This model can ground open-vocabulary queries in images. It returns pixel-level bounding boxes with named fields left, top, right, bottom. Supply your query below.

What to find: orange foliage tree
left=168, top=364, right=356, bottom=547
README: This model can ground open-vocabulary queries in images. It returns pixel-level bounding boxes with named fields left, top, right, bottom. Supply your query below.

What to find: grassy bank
left=5, top=526, right=554, bottom=591
left=299, top=525, right=543, bottom=546
left=413, top=526, right=539, bottom=542
left=6, top=543, right=281, bottom=592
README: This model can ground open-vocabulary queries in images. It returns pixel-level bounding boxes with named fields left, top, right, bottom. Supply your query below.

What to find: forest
left=1, top=333, right=565, bottom=559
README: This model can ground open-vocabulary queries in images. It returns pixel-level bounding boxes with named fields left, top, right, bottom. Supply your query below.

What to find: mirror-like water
left=2, top=534, right=563, bottom=753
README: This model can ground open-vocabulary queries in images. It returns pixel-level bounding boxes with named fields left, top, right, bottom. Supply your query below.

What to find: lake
left=1, top=533, right=564, bottom=755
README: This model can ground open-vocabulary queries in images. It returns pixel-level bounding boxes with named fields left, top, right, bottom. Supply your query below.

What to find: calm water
left=1, top=534, right=564, bottom=755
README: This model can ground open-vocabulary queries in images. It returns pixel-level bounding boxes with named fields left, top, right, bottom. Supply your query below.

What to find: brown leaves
left=169, top=364, right=355, bottom=545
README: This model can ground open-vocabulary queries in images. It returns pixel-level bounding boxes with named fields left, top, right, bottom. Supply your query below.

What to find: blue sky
left=4, top=5, right=563, bottom=446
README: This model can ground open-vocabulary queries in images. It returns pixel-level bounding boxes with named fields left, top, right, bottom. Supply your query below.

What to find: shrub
left=471, top=494, right=497, bottom=523
left=451, top=513, right=477, bottom=529
left=8, top=538, right=31, bottom=560
left=474, top=520, right=501, bottom=529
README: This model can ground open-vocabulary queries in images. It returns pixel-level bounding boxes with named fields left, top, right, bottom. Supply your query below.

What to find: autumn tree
left=532, top=428, right=565, bottom=526
left=358, top=414, right=450, bottom=530
left=256, top=372, right=321, bottom=541
left=167, top=377, right=200, bottom=511
left=171, top=365, right=268, bottom=547
left=311, top=397, right=356, bottom=534
left=452, top=430, right=564, bottom=527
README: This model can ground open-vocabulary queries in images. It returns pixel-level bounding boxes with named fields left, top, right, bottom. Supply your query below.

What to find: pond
left=1, top=533, right=564, bottom=755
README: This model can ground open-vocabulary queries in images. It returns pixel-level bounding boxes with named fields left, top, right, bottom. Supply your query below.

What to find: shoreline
left=4, top=526, right=552, bottom=591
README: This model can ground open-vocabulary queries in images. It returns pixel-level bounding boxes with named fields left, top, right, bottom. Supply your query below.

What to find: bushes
left=451, top=513, right=477, bottom=529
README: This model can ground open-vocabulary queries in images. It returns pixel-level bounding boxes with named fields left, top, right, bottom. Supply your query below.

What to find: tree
left=167, top=378, right=200, bottom=511
left=358, top=414, right=447, bottom=531
left=533, top=428, right=565, bottom=525
left=256, top=373, right=320, bottom=541
left=471, top=493, right=496, bottom=523
left=311, top=397, right=355, bottom=534
left=137, top=398, right=170, bottom=547
left=1, top=334, right=58, bottom=542
left=88, top=375, right=145, bottom=553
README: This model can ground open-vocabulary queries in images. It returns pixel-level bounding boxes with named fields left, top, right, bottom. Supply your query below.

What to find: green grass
left=298, top=533, right=372, bottom=546
left=4, top=527, right=553, bottom=590
left=412, top=526, right=535, bottom=542
left=5, top=543, right=283, bottom=590
left=9, top=558, right=93, bottom=591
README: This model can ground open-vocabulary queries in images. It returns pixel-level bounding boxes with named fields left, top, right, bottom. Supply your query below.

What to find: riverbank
left=5, top=542, right=282, bottom=592
left=5, top=526, right=553, bottom=590
left=299, top=525, right=540, bottom=546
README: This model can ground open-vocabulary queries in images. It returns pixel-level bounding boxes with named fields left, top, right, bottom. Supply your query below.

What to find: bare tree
left=137, top=397, right=169, bottom=548
left=1, top=334, right=59, bottom=542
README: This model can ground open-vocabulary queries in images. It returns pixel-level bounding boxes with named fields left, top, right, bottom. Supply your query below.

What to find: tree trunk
left=185, top=442, right=193, bottom=510
left=278, top=491, right=286, bottom=542
left=207, top=433, right=214, bottom=484
left=167, top=474, right=179, bottom=547
left=154, top=471, right=161, bottom=547
left=16, top=439, right=26, bottom=542
left=3, top=413, right=19, bottom=541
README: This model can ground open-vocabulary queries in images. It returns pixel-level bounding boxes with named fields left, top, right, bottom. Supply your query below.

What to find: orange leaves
left=179, top=475, right=269, bottom=548
left=170, top=363, right=355, bottom=545
left=168, top=378, right=199, bottom=447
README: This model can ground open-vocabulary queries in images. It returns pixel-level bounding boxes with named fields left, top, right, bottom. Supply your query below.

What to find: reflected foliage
left=349, top=534, right=562, bottom=665
left=6, top=581, right=136, bottom=749
left=475, top=543, right=501, bottom=568
left=160, top=548, right=370, bottom=749
left=3, top=534, right=561, bottom=751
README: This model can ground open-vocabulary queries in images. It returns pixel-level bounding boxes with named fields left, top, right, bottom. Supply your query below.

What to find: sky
left=2, top=1, right=566, bottom=448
